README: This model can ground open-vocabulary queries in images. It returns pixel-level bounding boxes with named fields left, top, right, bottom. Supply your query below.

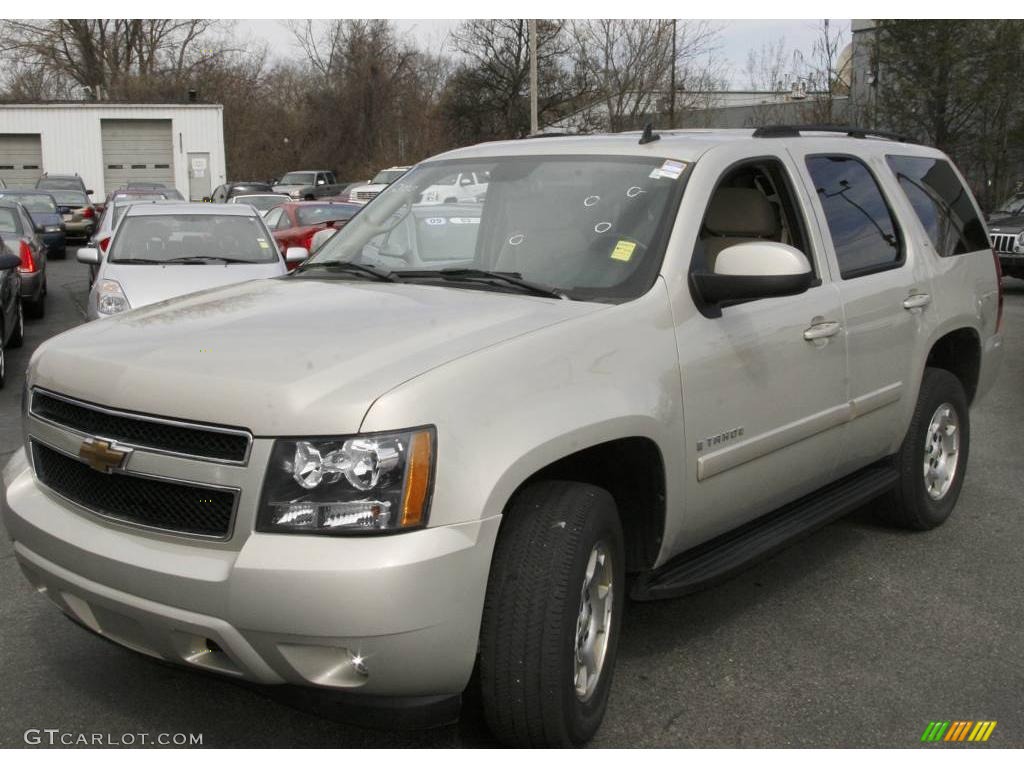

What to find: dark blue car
left=0, top=190, right=65, bottom=258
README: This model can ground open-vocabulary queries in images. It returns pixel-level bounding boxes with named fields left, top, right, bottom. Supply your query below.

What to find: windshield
left=280, top=173, right=315, bottom=186
left=37, top=178, right=80, bottom=190
left=371, top=170, right=407, bottom=185
left=307, top=155, right=686, bottom=301
left=0, top=193, right=57, bottom=214
left=295, top=203, right=361, bottom=226
left=233, top=195, right=288, bottom=211
left=994, top=195, right=1024, bottom=215
left=53, top=190, right=88, bottom=207
left=110, top=214, right=279, bottom=264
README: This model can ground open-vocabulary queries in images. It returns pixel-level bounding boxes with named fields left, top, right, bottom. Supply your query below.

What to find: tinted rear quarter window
left=806, top=155, right=902, bottom=278
left=885, top=155, right=988, bottom=257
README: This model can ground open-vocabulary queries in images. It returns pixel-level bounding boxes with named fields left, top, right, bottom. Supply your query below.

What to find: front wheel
left=879, top=367, right=970, bottom=530
left=479, top=480, right=624, bottom=746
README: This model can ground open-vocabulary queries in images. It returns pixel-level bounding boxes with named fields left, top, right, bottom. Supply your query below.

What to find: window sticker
left=649, top=159, right=686, bottom=180
left=425, top=217, right=447, bottom=226
left=448, top=217, right=480, bottom=225
left=610, top=240, right=637, bottom=262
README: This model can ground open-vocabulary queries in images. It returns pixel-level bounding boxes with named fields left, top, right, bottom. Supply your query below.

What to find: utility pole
left=669, top=19, right=677, bottom=129
left=529, top=19, right=539, bottom=135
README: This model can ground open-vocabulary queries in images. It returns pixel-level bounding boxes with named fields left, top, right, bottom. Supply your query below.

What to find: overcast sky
left=239, top=19, right=852, bottom=89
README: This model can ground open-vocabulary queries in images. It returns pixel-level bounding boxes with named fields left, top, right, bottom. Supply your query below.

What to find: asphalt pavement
left=1, top=253, right=1022, bottom=747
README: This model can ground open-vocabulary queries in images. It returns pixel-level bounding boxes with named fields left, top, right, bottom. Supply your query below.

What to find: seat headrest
left=704, top=187, right=779, bottom=237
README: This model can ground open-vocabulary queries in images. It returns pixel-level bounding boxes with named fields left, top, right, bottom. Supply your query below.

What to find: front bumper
left=2, top=447, right=500, bottom=697
left=998, top=252, right=1024, bottom=271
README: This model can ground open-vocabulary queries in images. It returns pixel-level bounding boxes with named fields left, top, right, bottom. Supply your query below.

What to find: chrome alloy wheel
left=573, top=541, right=614, bottom=701
left=924, top=402, right=960, bottom=501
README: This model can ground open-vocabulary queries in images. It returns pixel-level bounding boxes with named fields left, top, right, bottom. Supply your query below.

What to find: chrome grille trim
left=989, top=233, right=1016, bottom=254
left=28, top=437, right=240, bottom=541
left=29, top=387, right=253, bottom=465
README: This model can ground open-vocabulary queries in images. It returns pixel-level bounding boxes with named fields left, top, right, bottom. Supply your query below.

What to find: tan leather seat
left=702, top=187, right=780, bottom=269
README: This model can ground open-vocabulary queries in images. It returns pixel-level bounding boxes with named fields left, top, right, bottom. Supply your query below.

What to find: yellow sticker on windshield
left=611, top=240, right=637, bottom=262
left=258, top=240, right=270, bottom=248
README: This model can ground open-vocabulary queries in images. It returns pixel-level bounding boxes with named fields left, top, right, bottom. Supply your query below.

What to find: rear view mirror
left=692, top=241, right=813, bottom=311
left=285, top=246, right=309, bottom=264
left=76, top=247, right=100, bottom=265
left=0, top=254, right=20, bottom=270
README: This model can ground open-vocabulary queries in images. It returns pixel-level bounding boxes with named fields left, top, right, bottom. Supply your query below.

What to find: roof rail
left=524, top=131, right=574, bottom=139
left=751, top=124, right=913, bottom=143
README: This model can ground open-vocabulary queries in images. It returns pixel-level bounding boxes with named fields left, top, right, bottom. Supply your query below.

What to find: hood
left=272, top=185, right=305, bottom=196
left=986, top=214, right=1024, bottom=232
left=102, top=261, right=286, bottom=311
left=32, top=278, right=606, bottom=436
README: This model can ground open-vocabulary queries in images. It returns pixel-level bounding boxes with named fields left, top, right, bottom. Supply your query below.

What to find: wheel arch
left=494, top=433, right=667, bottom=574
left=923, top=325, right=982, bottom=405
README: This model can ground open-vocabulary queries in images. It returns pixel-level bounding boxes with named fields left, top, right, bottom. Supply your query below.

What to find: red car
left=263, top=201, right=361, bottom=264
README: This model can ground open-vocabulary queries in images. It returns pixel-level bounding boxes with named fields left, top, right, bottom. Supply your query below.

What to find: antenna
left=639, top=122, right=661, bottom=145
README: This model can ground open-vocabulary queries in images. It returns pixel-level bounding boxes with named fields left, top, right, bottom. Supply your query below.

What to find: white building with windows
left=0, top=103, right=225, bottom=201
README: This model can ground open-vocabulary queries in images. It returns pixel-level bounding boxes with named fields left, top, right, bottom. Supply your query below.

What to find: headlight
left=44, top=225, right=61, bottom=233
left=257, top=427, right=435, bottom=535
left=96, top=279, right=130, bottom=315
left=1017, top=232, right=1024, bottom=244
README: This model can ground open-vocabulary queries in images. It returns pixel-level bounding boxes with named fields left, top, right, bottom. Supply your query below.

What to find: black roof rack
left=752, top=124, right=914, bottom=143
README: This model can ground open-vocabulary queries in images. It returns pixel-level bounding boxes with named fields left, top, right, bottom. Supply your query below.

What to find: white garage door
left=0, top=134, right=43, bottom=188
left=101, top=119, right=174, bottom=192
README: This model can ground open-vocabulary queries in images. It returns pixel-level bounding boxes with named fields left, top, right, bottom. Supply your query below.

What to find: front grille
left=32, top=441, right=236, bottom=538
left=990, top=233, right=1016, bottom=254
left=31, top=390, right=250, bottom=463
left=355, top=191, right=377, bottom=201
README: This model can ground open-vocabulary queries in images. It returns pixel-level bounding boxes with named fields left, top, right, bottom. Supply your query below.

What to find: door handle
left=903, top=292, right=931, bottom=310
left=803, top=320, right=842, bottom=341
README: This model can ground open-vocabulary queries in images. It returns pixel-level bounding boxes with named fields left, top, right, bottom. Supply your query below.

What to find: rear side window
left=806, top=156, right=902, bottom=278
left=885, top=155, right=988, bottom=257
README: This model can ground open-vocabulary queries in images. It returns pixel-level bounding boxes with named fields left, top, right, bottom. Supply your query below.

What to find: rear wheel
left=479, top=481, right=624, bottom=746
left=879, top=368, right=969, bottom=530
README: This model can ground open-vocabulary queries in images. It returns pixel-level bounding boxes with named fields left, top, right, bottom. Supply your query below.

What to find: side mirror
left=77, top=247, right=100, bottom=265
left=285, top=246, right=309, bottom=264
left=316, top=179, right=325, bottom=185
left=0, top=254, right=20, bottom=270
left=692, top=241, right=813, bottom=310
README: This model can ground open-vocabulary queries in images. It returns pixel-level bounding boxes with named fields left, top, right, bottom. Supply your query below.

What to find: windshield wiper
left=396, top=269, right=568, bottom=300
left=163, top=256, right=255, bottom=264
left=108, top=258, right=163, bottom=264
left=292, top=261, right=399, bottom=282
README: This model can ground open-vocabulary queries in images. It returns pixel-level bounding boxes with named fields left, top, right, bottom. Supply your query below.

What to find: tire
left=25, top=294, right=44, bottom=320
left=879, top=367, right=970, bottom=530
left=479, top=480, right=624, bottom=746
left=9, top=300, right=24, bottom=347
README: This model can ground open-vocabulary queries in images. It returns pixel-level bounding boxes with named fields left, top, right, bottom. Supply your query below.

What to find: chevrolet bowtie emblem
left=78, top=438, right=132, bottom=473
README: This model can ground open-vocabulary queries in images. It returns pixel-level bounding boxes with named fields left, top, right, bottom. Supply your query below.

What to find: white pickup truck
left=2, top=126, right=1003, bottom=746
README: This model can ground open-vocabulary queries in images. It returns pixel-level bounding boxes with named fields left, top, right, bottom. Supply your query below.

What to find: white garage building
left=0, top=103, right=226, bottom=201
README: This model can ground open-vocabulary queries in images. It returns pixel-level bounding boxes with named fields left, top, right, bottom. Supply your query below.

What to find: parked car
left=76, top=202, right=304, bottom=320
left=263, top=200, right=361, bottom=260
left=347, top=165, right=411, bottom=203
left=985, top=194, right=1024, bottom=279
left=87, top=197, right=170, bottom=285
left=0, top=238, right=23, bottom=388
left=272, top=170, right=347, bottom=200
left=0, top=200, right=47, bottom=318
left=209, top=181, right=275, bottom=204
left=2, top=127, right=1004, bottom=746
left=36, top=172, right=92, bottom=195
left=50, top=189, right=97, bottom=242
left=0, top=190, right=65, bottom=258
left=227, top=193, right=290, bottom=213
left=419, top=171, right=489, bottom=205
